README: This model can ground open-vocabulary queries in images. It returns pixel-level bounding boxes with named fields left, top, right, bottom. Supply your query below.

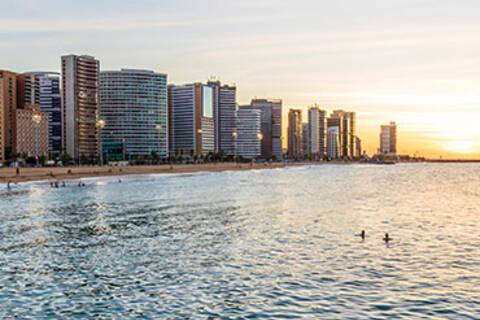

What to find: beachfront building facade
left=99, top=69, right=168, bottom=161
left=0, top=70, right=18, bottom=161
left=39, top=73, right=62, bottom=159
left=288, top=109, right=303, bottom=159
left=17, top=72, right=62, bottom=159
left=168, top=83, right=215, bottom=157
left=308, top=106, right=327, bottom=159
left=207, top=80, right=237, bottom=156
left=241, top=99, right=282, bottom=160
left=302, top=123, right=309, bottom=158
left=61, top=55, right=100, bottom=162
left=327, top=126, right=340, bottom=159
left=355, top=136, right=363, bottom=158
left=380, top=122, right=397, bottom=155
left=235, top=107, right=262, bottom=159
left=328, top=110, right=356, bottom=159
left=16, top=106, right=49, bottom=158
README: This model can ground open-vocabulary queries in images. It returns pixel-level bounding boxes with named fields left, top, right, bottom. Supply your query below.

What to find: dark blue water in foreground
left=0, top=164, right=479, bottom=319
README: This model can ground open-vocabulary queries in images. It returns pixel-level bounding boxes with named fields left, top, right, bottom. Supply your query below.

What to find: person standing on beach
left=16, top=167, right=20, bottom=176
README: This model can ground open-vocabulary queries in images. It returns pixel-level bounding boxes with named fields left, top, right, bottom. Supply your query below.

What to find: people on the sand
left=356, top=230, right=366, bottom=240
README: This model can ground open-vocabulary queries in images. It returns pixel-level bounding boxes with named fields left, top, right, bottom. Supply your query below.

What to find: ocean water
left=0, top=164, right=479, bottom=319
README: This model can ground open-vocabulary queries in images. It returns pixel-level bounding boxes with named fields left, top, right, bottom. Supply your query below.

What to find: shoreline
left=0, top=162, right=288, bottom=184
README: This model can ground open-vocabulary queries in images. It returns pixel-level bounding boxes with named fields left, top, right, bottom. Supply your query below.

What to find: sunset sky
left=1, top=0, right=479, bottom=158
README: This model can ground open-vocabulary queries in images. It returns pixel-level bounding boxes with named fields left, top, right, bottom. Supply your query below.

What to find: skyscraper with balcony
left=243, top=99, right=282, bottom=160
left=235, top=107, right=262, bottom=159
left=380, top=122, right=397, bottom=155
left=308, top=106, right=327, bottom=159
left=168, top=83, right=215, bottom=157
left=0, top=70, right=17, bottom=161
left=61, top=55, right=100, bottom=162
left=207, top=81, right=237, bottom=156
left=288, top=109, right=303, bottom=159
left=100, top=69, right=168, bottom=161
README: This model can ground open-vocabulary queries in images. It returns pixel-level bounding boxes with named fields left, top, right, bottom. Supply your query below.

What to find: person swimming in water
left=356, top=230, right=366, bottom=240
left=383, top=233, right=392, bottom=243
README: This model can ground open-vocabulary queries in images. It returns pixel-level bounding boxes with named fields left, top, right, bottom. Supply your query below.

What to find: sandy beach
left=0, top=162, right=287, bottom=184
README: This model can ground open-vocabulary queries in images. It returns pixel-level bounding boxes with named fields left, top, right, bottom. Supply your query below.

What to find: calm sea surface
left=0, top=164, right=479, bottom=319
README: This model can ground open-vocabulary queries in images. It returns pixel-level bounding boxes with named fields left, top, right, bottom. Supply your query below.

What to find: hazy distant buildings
left=328, top=110, right=356, bottom=159
left=61, top=55, right=100, bottom=162
left=302, top=123, right=309, bottom=158
left=207, top=81, right=237, bottom=156
left=235, top=107, right=262, bottom=159
left=168, top=83, right=215, bottom=157
left=308, top=106, right=327, bottom=159
left=244, top=99, right=282, bottom=160
left=288, top=109, right=303, bottom=159
left=327, top=126, right=340, bottom=159
left=100, top=69, right=168, bottom=161
left=355, top=136, right=362, bottom=158
left=0, top=70, right=17, bottom=161
left=380, top=122, right=397, bottom=155
left=16, top=106, right=49, bottom=158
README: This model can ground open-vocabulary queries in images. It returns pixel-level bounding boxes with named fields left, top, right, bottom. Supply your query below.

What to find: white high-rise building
left=235, top=108, right=261, bottom=159
left=308, top=106, right=327, bottom=159
left=327, top=126, right=340, bottom=159
left=380, top=122, right=397, bottom=155
left=100, top=69, right=168, bottom=160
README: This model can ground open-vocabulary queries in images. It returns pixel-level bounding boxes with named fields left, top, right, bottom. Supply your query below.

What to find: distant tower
left=308, top=106, right=327, bottom=159
left=327, top=126, right=340, bottom=159
left=380, top=122, right=397, bottom=155
left=288, top=109, right=303, bottom=159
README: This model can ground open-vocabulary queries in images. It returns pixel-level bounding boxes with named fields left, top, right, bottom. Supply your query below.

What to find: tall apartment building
left=100, top=69, right=168, bottom=160
left=288, top=109, right=303, bottom=159
left=302, top=123, right=309, bottom=158
left=39, top=73, right=62, bottom=158
left=328, top=110, right=356, bottom=159
left=61, top=55, right=100, bottom=162
left=17, top=73, right=40, bottom=109
left=235, top=107, right=262, bottom=159
left=17, top=72, right=62, bottom=158
left=380, top=122, right=397, bottom=155
left=207, top=81, right=236, bottom=156
left=16, top=106, right=49, bottom=158
left=308, top=106, right=327, bottom=159
left=327, top=126, right=340, bottom=159
left=243, top=99, right=282, bottom=160
left=168, top=83, right=215, bottom=157
left=354, top=136, right=362, bottom=158
left=0, top=70, right=17, bottom=161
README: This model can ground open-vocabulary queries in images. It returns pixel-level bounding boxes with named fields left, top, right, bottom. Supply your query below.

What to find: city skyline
left=2, top=0, right=480, bottom=158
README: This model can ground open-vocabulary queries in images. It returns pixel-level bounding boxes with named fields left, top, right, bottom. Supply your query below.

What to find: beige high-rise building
left=0, top=70, right=18, bottom=162
left=308, top=106, right=327, bottom=159
left=16, top=106, right=49, bottom=158
left=380, top=122, right=397, bottom=155
left=288, top=109, right=303, bottom=159
left=329, top=110, right=356, bottom=159
left=61, top=55, right=100, bottom=162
